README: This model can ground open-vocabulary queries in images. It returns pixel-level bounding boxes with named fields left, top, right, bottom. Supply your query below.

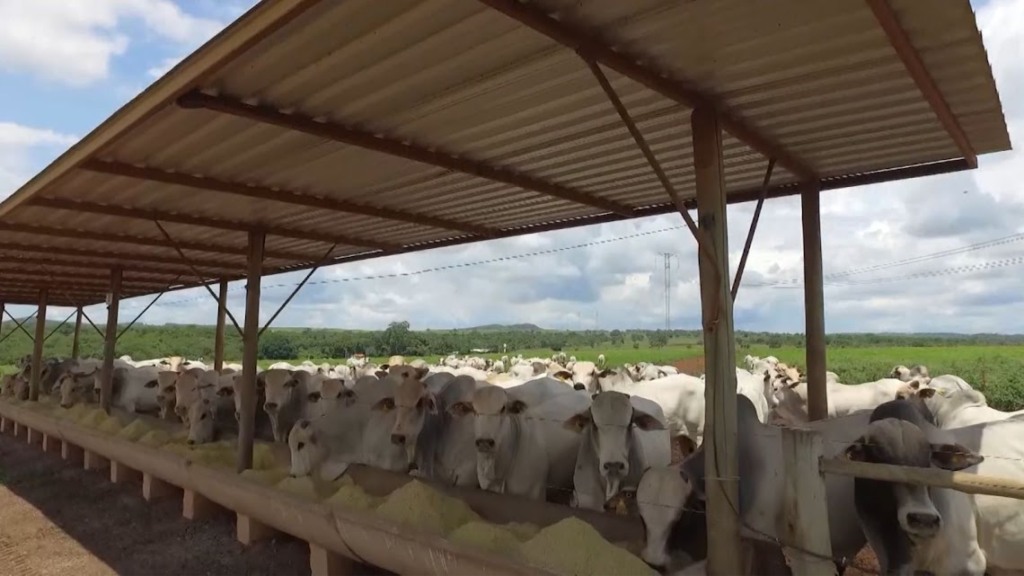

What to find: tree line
left=0, top=318, right=1021, bottom=365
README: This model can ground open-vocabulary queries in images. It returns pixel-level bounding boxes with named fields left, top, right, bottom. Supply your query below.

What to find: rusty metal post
left=29, top=290, right=48, bottom=401
left=72, top=306, right=83, bottom=359
left=692, top=106, right=743, bottom=575
left=802, top=181, right=828, bottom=421
left=214, top=279, right=228, bottom=372
left=100, top=267, right=122, bottom=413
left=237, top=232, right=265, bottom=472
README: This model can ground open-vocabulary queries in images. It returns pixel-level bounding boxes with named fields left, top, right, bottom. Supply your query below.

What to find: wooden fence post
left=781, top=427, right=836, bottom=575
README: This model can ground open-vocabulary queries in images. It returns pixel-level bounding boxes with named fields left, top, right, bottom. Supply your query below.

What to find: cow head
left=59, top=369, right=96, bottom=408
left=471, top=386, right=524, bottom=493
left=262, top=369, right=303, bottom=442
left=844, top=418, right=982, bottom=573
left=564, top=391, right=664, bottom=504
left=287, top=419, right=325, bottom=477
left=635, top=463, right=707, bottom=572
left=389, top=373, right=437, bottom=471
left=173, top=369, right=203, bottom=423
left=186, top=398, right=217, bottom=445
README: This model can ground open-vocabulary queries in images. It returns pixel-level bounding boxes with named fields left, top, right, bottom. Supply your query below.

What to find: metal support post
left=72, top=306, right=83, bottom=359
left=802, top=181, right=828, bottom=421
left=29, top=289, right=48, bottom=401
left=692, top=106, right=743, bottom=575
left=237, top=231, right=265, bottom=472
left=214, top=279, right=228, bottom=372
left=101, top=267, right=122, bottom=413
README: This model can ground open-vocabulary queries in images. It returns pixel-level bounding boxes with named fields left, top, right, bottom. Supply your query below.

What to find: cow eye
left=284, top=379, right=297, bottom=388
left=307, top=392, right=321, bottom=403
left=200, top=413, right=208, bottom=420
left=297, top=441, right=305, bottom=451
left=378, top=398, right=395, bottom=411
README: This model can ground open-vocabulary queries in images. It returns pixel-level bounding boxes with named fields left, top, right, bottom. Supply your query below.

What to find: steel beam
left=802, top=182, right=828, bottom=422
left=237, top=231, right=264, bottom=472
left=29, top=197, right=396, bottom=252
left=29, top=289, right=48, bottom=401
left=214, top=279, right=229, bottom=372
left=82, top=159, right=498, bottom=236
left=72, top=307, right=83, bottom=359
left=100, top=267, right=122, bottom=413
left=865, top=0, right=977, bottom=167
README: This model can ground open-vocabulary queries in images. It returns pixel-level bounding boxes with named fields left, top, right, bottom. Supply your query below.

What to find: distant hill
left=459, top=323, right=544, bottom=332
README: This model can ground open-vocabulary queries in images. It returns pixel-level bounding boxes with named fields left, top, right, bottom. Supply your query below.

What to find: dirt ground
left=0, top=432, right=315, bottom=576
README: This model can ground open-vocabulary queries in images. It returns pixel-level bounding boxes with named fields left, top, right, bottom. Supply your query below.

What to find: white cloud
left=0, top=122, right=77, bottom=198
left=147, top=55, right=183, bottom=79
left=0, top=0, right=223, bottom=86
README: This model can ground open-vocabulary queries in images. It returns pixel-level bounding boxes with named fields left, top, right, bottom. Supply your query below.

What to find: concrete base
left=42, top=434, right=62, bottom=454
left=0, top=417, right=10, bottom=434
left=62, top=442, right=84, bottom=464
left=26, top=427, right=42, bottom=446
left=83, top=450, right=109, bottom=472
left=183, top=489, right=217, bottom=521
left=12, top=422, right=26, bottom=439
left=236, top=514, right=277, bottom=545
left=142, top=474, right=177, bottom=502
left=309, top=543, right=353, bottom=576
left=110, top=460, right=142, bottom=484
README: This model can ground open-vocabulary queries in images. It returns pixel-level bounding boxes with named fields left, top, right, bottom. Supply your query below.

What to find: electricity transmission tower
left=659, top=252, right=677, bottom=330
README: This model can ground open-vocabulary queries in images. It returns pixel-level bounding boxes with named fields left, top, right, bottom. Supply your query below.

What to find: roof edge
left=0, top=0, right=318, bottom=220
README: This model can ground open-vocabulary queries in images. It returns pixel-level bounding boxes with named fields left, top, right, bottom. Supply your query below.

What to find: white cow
left=771, top=377, right=913, bottom=424
left=58, top=365, right=162, bottom=414
left=472, top=386, right=588, bottom=501
left=844, top=398, right=1024, bottom=574
left=630, top=362, right=680, bottom=382
left=564, top=391, right=671, bottom=511
left=595, top=370, right=706, bottom=444
left=633, top=395, right=871, bottom=573
left=263, top=369, right=324, bottom=442
left=389, top=373, right=480, bottom=486
left=918, top=388, right=1024, bottom=429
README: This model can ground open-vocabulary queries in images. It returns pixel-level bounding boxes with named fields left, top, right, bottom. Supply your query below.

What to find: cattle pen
left=0, top=1, right=1015, bottom=575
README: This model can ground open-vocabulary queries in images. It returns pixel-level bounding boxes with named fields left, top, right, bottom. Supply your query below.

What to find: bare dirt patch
left=0, top=433, right=311, bottom=576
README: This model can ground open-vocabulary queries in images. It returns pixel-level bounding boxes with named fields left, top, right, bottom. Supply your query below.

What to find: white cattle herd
left=1, top=351, right=1022, bottom=575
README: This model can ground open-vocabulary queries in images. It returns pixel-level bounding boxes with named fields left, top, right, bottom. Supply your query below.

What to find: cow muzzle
left=475, top=438, right=495, bottom=452
left=390, top=433, right=406, bottom=446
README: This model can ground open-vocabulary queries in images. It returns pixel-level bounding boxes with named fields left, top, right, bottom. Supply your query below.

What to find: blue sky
left=2, top=0, right=1024, bottom=334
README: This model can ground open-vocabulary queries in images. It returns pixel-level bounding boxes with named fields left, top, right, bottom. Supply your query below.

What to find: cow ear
left=631, top=409, right=664, bottom=431
left=844, top=439, right=869, bottom=462
left=676, top=436, right=698, bottom=459
left=918, top=388, right=937, bottom=399
left=143, top=379, right=158, bottom=389
left=597, top=368, right=614, bottom=378
left=415, top=367, right=430, bottom=381
left=552, top=370, right=572, bottom=381
left=931, top=443, right=983, bottom=471
left=422, top=393, right=438, bottom=415
left=786, top=379, right=801, bottom=389
left=379, top=364, right=390, bottom=371
left=506, top=400, right=528, bottom=414
left=563, top=409, right=592, bottom=433
left=375, top=370, right=388, bottom=379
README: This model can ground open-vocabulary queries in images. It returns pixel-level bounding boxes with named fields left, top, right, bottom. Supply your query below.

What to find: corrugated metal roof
left=0, top=0, right=1009, bottom=306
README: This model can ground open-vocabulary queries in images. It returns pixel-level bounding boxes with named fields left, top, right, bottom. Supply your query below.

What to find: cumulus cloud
left=0, top=122, right=78, bottom=199
left=0, top=0, right=223, bottom=86
left=10, top=1, right=1024, bottom=335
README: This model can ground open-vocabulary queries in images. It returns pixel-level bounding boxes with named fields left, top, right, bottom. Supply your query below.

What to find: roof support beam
left=28, top=197, right=396, bottom=252
left=478, top=0, right=816, bottom=182
left=81, top=158, right=497, bottom=237
left=0, top=240, right=242, bottom=272
left=0, top=222, right=312, bottom=262
left=864, top=0, right=977, bottom=168
left=0, top=248, right=233, bottom=278
left=177, top=90, right=635, bottom=217
left=0, top=268, right=170, bottom=287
